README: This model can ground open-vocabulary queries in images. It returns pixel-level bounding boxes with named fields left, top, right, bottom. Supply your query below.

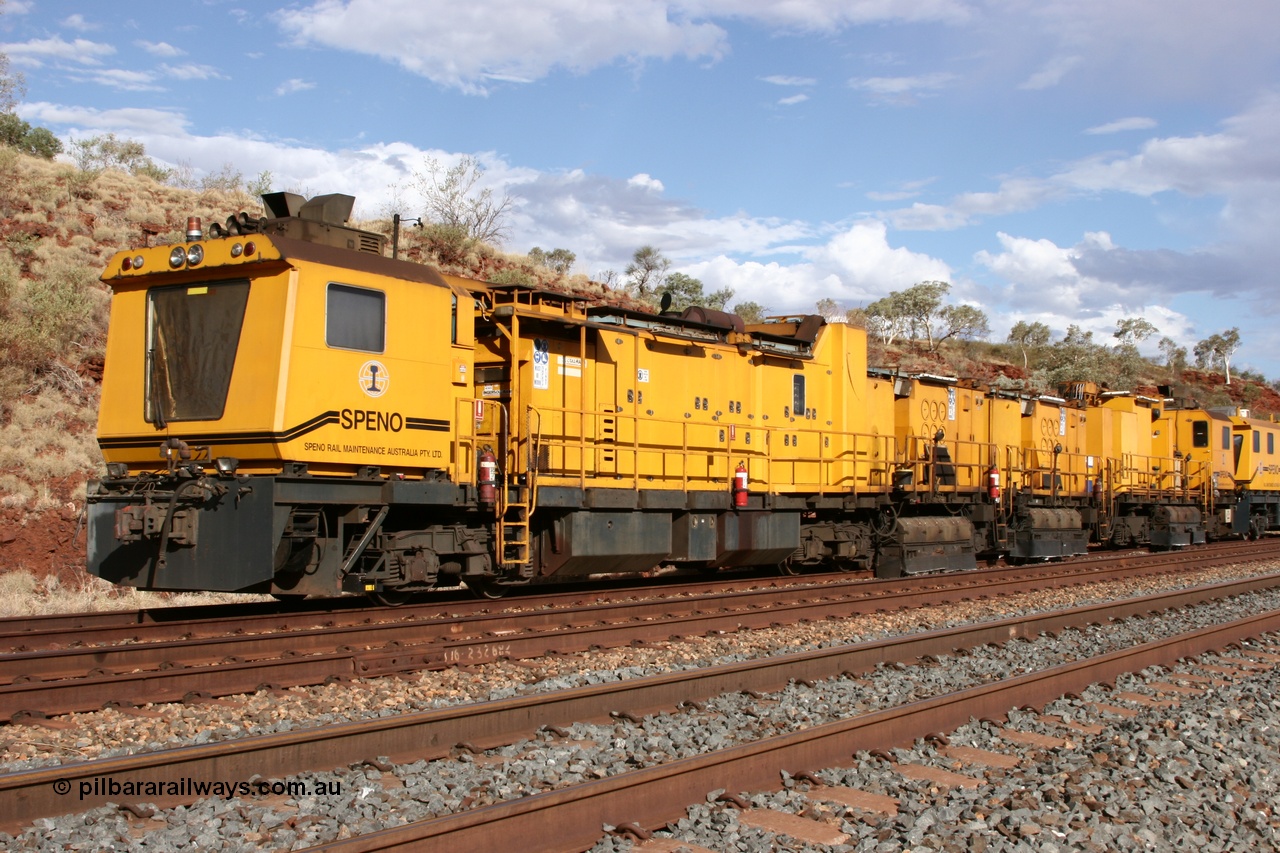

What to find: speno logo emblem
left=359, top=360, right=389, bottom=397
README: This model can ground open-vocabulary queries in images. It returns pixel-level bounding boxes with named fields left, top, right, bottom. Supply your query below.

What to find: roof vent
left=298, top=193, right=355, bottom=224
left=252, top=192, right=386, bottom=255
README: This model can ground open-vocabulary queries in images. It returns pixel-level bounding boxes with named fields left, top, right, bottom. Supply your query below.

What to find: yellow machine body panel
left=985, top=395, right=1025, bottom=477
left=891, top=376, right=992, bottom=493
left=1095, top=394, right=1173, bottom=498
left=1154, top=407, right=1236, bottom=494
left=1231, top=412, right=1280, bottom=492
left=97, top=240, right=293, bottom=472
left=96, top=234, right=469, bottom=479
left=1014, top=397, right=1089, bottom=498
left=1084, top=405, right=1114, bottom=470
left=472, top=296, right=895, bottom=499
left=268, top=258, right=471, bottom=478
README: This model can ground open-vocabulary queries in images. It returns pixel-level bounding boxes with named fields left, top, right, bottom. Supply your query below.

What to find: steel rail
left=2, top=545, right=1274, bottom=721
left=4, top=539, right=1274, bottom=650
left=306, top=608, right=1280, bottom=853
left=2, top=570, right=1278, bottom=830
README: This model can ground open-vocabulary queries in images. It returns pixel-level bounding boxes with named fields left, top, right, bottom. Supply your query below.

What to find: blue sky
left=6, top=1, right=1280, bottom=379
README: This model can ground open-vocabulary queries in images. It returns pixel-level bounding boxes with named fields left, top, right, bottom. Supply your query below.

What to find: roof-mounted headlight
left=169, top=247, right=186, bottom=268
left=186, top=245, right=204, bottom=266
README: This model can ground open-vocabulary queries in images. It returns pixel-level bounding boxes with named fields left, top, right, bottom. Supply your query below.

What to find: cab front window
left=146, top=280, right=250, bottom=424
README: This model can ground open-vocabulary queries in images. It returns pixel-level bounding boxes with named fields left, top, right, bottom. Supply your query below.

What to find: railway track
left=304, top=614, right=1280, bottom=845
left=4, top=541, right=1278, bottom=722
left=4, top=541, right=1268, bottom=648
left=306, top=611, right=1280, bottom=853
left=3, top=551, right=1279, bottom=841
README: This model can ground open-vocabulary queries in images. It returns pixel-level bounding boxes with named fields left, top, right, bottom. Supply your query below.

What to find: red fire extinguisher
left=986, top=465, right=1001, bottom=502
left=733, top=462, right=749, bottom=508
left=478, top=449, right=497, bottom=505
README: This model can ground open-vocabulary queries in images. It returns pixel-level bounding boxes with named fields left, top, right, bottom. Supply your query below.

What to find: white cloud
left=510, top=168, right=815, bottom=271
left=275, top=0, right=971, bottom=94
left=14, top=100, right=820, bottom=277
left=972, top=231, right=1222, bottom=347
left=162, top=64, right=227, bottom=81
left=19, top=102, right=192, bottom=136
left=0, top=36, right=114, bottom=68
left=276, top=1, right=730, bottom=96
left=60, top=14, right=97, bottom=32
left=884, top=202, right=972, bottom=230
left=848, top=72, right=957, bottom=103
left=137, top=41, right=186, bottom=58
left=679, top=219, right=952, bottom=314
left=67, top=68, right=162, bottom=92
left=626, top=173, right=665, bottom=193
left=761, top=75, right=815, bottom=87
left=1062, top=97, right=1280, bottom=200
left=683, top=0, right=970, bottom=29
left=275, top=78, right=316, bottom=96
left=991, top=0, right=1280, bottom=101
left=1084, top=116, right=1157, bottom=135
left=777, top=94, right=808, bottom=106
left=976, top=231, right=1108, bottom=315
left=257, top=0, right=1280, bottom=111
left=1018, top=54, right=1082, bottom=90
left=881, top=94, right=1280, bottom=237
left=865, top=178, right=936, bottom=203
left=810, top=220, right=951, bottom=291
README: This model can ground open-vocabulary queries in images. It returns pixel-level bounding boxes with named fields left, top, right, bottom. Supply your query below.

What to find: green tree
left=413, top=155, right=513, bottom=245
left=1194, top=328, right=1242, bottom=385
left=865, top=280, right=953, bottom=349
left=246, top=170, right=274, bottom=200
left=1041, top=325, right=1108, bottom=387
left=934, top=304, right=990, bottom=349
left=732, top=301, right=767, bottom=323
left=1110, top=317, right=1159, bottom=388
left=705, top=287, right=734, bottom=311
left=1007, top=320, right=1051, bottom=371
left=658, top=272, right=702, bottom=312
left=200, top=162, right=244, bottom=192
left=528, top=247, right=576, bottom=275
left=419, top=223, right=474, bottom=268
left=655, top=272, right=734, bottom=313
left=624, top=245, right=670, bottom=302
left=0, top=114, right=62, bottom=159
left=865, top=290, right=910, bottom=346
left=815, top=298, right=843, bottom=321
left=898, top=280, right=950, bottom=349
left=69, top=133, right=172, bottom=181
left=1158, top=336, right=1187, bottom=373
left=1113, top=317, right=1158, bottom=347
left=0, top=2, right=23, bottom=116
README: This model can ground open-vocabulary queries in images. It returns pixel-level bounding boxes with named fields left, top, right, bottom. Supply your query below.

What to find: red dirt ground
left=0, top=490, right=88, bottom=583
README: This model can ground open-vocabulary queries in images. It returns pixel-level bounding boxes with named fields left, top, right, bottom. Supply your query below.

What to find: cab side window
left=1191, top=420, right=1209, bottom=448
left=327, top=283, right=385, bottom=352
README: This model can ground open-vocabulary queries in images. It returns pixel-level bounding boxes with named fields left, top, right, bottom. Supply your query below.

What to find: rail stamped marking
left=438, top=643, right=515, bottom=665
